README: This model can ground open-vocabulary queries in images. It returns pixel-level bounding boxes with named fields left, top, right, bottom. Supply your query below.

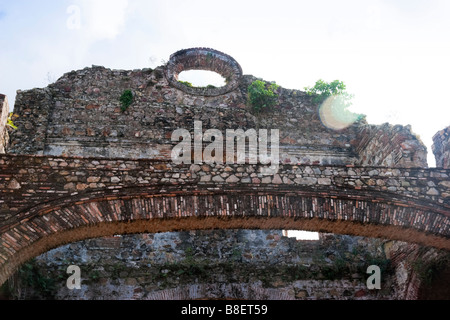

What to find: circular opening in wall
left=165, top=48, right=243, bottom=96
left=178, top=70, right=226, bottom=88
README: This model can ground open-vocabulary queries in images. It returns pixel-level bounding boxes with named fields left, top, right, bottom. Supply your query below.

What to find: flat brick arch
left=165, top=47, right=243, bottom=96
left=0, top=185, right=449, bottom=286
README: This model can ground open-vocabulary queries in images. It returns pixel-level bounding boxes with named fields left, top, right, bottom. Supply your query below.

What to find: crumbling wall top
left=433, top=126, right=450, bottom=168
left=355, top=123, right=428, bottom=168
left=0, top=95, right=10, bottom=154
left=5, top=47, right=429, bottom=169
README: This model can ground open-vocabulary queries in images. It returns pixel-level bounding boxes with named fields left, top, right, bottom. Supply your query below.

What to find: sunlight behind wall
left=178, top=70, right=226, bottom=87
left=283, top=230, right=320, bottom=240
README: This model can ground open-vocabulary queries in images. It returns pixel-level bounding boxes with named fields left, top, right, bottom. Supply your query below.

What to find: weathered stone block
left=318, top=178, right=331, bottom=185
left=226, top=175, right=239, bottom=183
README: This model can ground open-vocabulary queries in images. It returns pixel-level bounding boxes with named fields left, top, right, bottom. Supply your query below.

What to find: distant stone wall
left=13, top=231, right=396, bottom=300
left=356, top=123, right=428, bottom=168
left=0, top=95, right=9, bottom=154
left=9, top=230, right=449, bottom=300
left=433, top=127, right=450, bottom=168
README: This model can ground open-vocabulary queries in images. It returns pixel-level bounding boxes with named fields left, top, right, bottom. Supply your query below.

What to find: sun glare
left=318, top=96, right=361, bottom=130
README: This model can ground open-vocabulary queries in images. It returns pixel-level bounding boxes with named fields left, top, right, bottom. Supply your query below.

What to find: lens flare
left=319, top=95, right=361, bottom=130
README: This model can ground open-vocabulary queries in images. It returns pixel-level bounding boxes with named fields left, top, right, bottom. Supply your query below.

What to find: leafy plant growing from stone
left=248, top=80, right=279, bottom=113
left=304, top=79, right=352, bottom=105
left=178, top=81, right=217, bottom=89
left=6, top=113, right=18, bottom=130
left=119, top=90, right=133, bottom=112
left=178, top=80, right=193, bottom=87
left=18, top=259, right=56, bottom=298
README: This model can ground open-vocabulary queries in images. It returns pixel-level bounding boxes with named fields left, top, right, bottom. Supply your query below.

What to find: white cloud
left=79, top=0, right=129, bottom=41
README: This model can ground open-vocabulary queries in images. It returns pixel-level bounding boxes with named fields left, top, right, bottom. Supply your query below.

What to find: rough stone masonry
left=1, top=48, right=449, bottom=300
left=433, top=126, right=450, bottom=169
left=0, top=95, right=10, bottom=154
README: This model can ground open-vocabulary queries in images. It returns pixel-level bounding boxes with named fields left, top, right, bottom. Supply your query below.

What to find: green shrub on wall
left=178, top=80, right=193, bottom=88
left=18, top=259, right=57, bottom=299
left=304, top=79, right=352, bottom=105
left=178, top=81, right=217, bottom=89
left=119, top=90, right=134, bottom=112
left=247, top=80, right=279, bottom=113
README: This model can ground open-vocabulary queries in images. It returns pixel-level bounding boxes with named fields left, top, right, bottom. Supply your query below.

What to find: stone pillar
left=0, top=94, right=10, bottom=154
left=432, top=127, right=450, bottom=168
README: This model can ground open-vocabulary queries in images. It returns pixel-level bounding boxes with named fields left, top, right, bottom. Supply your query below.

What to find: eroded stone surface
left=0, top=95, right=10, bottom=154
left=7, top=63, right=426, bottom=168
left=15, top=231, right=396, bottom=300
left=433, top=126, right=450, bottom=169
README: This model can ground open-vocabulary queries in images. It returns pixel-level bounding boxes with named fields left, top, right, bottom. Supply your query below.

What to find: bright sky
left=1, top=0, right=449, bottom=167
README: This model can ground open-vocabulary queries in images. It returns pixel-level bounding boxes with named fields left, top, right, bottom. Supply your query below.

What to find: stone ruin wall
left=8, top=66, right=363, bottom=166
left=433, top=126, right=450, bottom=169
left=14, top=231, right=393, bottom=300
left=2, top=48, right=448, bottom=300
left=8, top=64, right=427, bottom=169
left=356, top=123, right=428, bottom=168
left=0, top=95, right=9, bottom=154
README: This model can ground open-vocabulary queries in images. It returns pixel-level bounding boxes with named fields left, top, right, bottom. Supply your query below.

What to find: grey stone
left=212, top=175, right=225, bottom=182
left=111, top=176, right=121, bottom=183
left=272, top=174, right=283, bottom=184
left=294, top=177, right=317, bottom=185
left=318, top=178, right=331, bottom=185
left=200, top=175, right=212, bottom=182
left=226, top=175, right=240, bottom=183
left=262, top=177, right=272, bottom=184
